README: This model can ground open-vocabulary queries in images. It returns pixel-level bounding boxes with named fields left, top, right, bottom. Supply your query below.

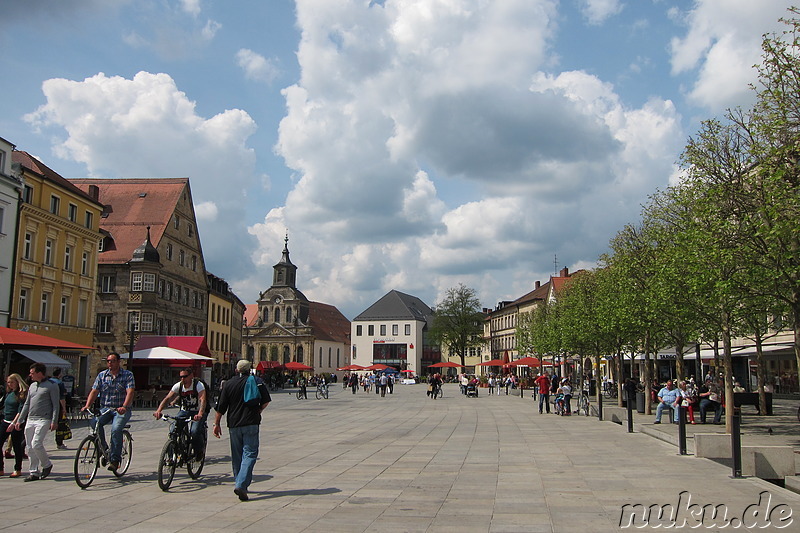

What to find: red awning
left=257, top=360, right=281, bottom=371
left=429, top=361, right=464, bottom=368
left=284, top=361, right=314, bottom=371
left=476, top=359, right=509, bottom=367
left=134, top=335, right=212, bottom=357
left=0, top=327, right=92, bottom=350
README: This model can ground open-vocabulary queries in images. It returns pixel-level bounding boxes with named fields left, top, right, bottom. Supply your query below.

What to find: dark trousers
left=0, top=420, right=25, bottom=472
left=538, top=393, right=550, bottom=413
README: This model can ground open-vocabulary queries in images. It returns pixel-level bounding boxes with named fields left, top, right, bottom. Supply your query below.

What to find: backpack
left=190, top=378, right=210, bottom=414
left=243, top=375, right=261, bottom=407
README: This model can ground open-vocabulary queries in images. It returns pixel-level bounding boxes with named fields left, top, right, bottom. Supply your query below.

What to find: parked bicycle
left=73, top=408, right=133, bottom=489
left=315, top=383, right=329, bottom=400
left=578, top=389, right=591, bottom=416
left=157, top=413, right=207, bottom=491
left=603, top=381, right=618, bottom=399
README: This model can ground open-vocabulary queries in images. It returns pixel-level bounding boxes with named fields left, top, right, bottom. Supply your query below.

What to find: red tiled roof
left=134, top=336, right=212, bottom=356
left=69, top=178, right=187, bottom=264
left=12, top=151, right=102, bottom=207
left=308, top=302, right=350, bottom=344
left=244, top=304, right=259, bottom=327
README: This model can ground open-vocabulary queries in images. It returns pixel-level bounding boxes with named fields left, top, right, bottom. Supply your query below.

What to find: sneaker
left=41, top=465, right=52, bottom=479
left=234, top=487, right=249, bottom=501
left=9, top=471, right=21, bottom=478
left=108, top=462, right=119, bottom=472
left=57, top=444, right=68, bottom=450
left=23, top=475, right=40, bottom=482
left=653, top=420, right=661, bottom=424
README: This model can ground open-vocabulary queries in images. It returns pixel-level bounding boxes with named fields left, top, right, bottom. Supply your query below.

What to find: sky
left=0, top=0, right=794, bottom=320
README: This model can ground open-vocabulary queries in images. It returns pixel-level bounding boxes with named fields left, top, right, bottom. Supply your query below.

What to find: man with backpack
left=213, top=360, right=271, bottom=501
left=153, top=367, right=208, bottom=460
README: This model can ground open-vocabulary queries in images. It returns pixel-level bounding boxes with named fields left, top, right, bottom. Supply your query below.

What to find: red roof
left=69, top=178, right=188, bottom=264
left=0, top=327, right=93, bottom=350
left=244, top=304, right=259, bottom=327
left=308, top=302, right=350, bottom=344
left=12, top=151, right=102, bottom=207
left=134, top=336, right=212, bottom=356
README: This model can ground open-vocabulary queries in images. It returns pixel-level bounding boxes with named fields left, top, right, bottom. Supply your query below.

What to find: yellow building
left=10, top=151, right=102, bottom=384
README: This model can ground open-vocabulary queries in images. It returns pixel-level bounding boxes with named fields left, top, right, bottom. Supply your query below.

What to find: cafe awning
left=13, top=349, right=73, bottom=369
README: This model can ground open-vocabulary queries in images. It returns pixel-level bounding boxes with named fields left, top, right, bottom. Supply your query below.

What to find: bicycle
left=433, top=384, right=443, bottom=399
left=296, top=387, right=308, bottom=400
left=578, top=390, right=590, bottom=416
left=603, top=381, right=618, bottom=399
left=73, top=408, right=133, bottom=489
left=157, top=413, right=207, bottom=491
left=315, top=383, right=329, bottom=400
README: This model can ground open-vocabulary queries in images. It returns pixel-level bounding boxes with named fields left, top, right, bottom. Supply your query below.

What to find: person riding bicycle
left=81, top=352, right=135, bottom=472
left=153, top=367, right=208, bottom=459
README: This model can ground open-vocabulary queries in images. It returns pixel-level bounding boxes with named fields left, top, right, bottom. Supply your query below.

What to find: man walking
left=50, top=367, right=68, bottom=449
left=213, top=360, right=271, bottom=501
left=534, top=373, right=551, bottom=414
left=16, top=363, right=60, bottom=481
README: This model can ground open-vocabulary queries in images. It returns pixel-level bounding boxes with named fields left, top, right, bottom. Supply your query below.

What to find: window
left=368, top=325, right=374, bottom=336
left=174, top=285, right=180, bottom=303
left=174, top=215, right=180, bottom=229
left=96, top=314, right=112, bottom=333
left=81, top=251, right=89, bottom=276
left=192, top=291, right=198, bottom=308
left=165, top=282, right=172, bottom=300
left=286, top=307, right=292, bottom=322
left=23, top=233, right=33, bottom=260
left=68, top=203, right=77, bottom=222
left=182, top=289, right=188, bottom=306
left=275, top=308, right=280, bottom=323
left=49, top=195, right=60, bottom=215
left=130, top=272, right=143, bottom=291
left=179, top=249, right=185, bottom=266
left=140, top=313, right=154, bottom=332
left=23, top=185, right=33, bottom=203
left=0, top=206, right=4, bottom=234
left=392, top=324, right=398, bottom=336
left=98, top=238, right=105, bottom=252
left=143, top=273, right=156, bottom=292
left=100, top=275, right=115, bottom=293
left=64, top=246, right=73, bottom=271
left=328, top=348, right=331, bottom=368
left=157, top=318, right=164, bottom=335
left=18, top=289, right=27, bottom=319
left=166, top=243, right=173, bottom=260
left=188, top=223, right=193, bottom=237
left=44, top=240, right=53, bottom=266
left=84, top=211, right=93, bottom=229
left=128, top=311, right=139, bottom=332
left=77, top=299, right=87, bottom=327
left=191, top=255, right=197, bottom=271
left=380, top=324, right=386, bottom=336
left=405, top=324, right=411, bottom=335
left=59, top=296, right=69, bottom=325
left=356, top=325, right=362, bottom=336
left=158, top=279, right=164, bottom=297
left=40, top=293, right=50, bottom=322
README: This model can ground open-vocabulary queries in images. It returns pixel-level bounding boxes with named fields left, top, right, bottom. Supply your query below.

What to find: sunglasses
left=180, top=374, right=191, bottom=379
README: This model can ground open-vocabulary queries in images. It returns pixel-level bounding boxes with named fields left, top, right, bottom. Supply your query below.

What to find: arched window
left=286, top=307, right=292, bottom=323
left=262, top=308, right=268, bottom=323
left=275, top=308, right=280, bottom=323
left=283, top=345, right=290, bottom=364
left=270, top=345, right=279, bottom=361
left=297, top=345, right=303, bottom=363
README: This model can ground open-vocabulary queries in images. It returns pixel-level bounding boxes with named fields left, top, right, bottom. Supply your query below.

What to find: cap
left=237, top=360, right=252, bottom=373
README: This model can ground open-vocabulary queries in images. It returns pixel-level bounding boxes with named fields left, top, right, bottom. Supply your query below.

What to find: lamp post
left=127, top=312, right=138, bottom=370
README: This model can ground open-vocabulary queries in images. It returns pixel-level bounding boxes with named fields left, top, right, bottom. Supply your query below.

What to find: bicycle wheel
left=296, top=390, right=302, bottom=400
left=157, top=440, right=178, bottom=491
left=187, top=440, right=205, bottom=479
left=579, top=395, right=589, bottom=416
left=114, top=431, right=133, bottom=477
left=315, top=388, right=323, bottom=400
left=436, top=387, right=443, bottom=399
left=74, top=436, right=100, bottom=489
left=323, top=387, right=329, bottom=399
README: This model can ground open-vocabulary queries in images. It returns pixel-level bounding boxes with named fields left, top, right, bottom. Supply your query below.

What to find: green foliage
left=428, top=284, right=485, bottom=366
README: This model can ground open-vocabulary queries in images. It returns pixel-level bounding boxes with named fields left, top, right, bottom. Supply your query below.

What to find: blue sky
left=0, top=0, right=793, bottom=319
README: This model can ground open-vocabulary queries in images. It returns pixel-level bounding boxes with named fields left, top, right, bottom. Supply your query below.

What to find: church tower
left=272, top=234, right=297, bottom=288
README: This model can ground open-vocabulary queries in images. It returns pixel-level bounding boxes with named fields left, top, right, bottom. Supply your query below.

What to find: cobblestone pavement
left=0, top=383, right=798, bottom=532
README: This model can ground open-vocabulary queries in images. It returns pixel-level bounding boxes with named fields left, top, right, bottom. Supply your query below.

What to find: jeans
left=655, top=402, right=677, bottom=422
left=699, top=399, right=722, bottom=424
left=229, top=424, right=259, bottom=491
left=176, top=410, right=208, bottom=456
left=0, top=420, right=25, bottom=472
left=94, top=407, right=132, bottom=464
left=538, top=393, right=550, bottom=413
left=24, top=417, right=52, bottom=476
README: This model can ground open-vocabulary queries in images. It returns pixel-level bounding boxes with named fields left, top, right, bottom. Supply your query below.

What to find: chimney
left=88, top=184, right=99, bottom=201
left=559, top=266, right=569, bottom=277
left=534, top=281, right=540, bottom=289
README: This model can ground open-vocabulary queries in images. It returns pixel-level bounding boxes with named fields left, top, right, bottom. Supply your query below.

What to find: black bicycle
left=603, top=381, right=618, bottom=399
left=73, top=408, right=133, bottom=489
left=315, top=383, right=329, bottom=400
left=157, top=413, right=207, bottom=491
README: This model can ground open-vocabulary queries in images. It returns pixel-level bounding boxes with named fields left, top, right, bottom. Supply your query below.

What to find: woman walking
left=0, top=374, right=28, bottom=477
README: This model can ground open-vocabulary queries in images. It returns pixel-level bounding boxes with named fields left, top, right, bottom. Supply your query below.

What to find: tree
left=428, top=284, right=485, bottom=367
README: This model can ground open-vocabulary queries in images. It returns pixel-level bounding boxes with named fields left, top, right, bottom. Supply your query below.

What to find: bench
left=733, top=392, right=772, bottom=415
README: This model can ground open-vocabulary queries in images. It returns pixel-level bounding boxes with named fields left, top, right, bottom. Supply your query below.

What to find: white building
left=0, top=136, right=22, bottom=328
left=350, top=290, right=440, bottom=374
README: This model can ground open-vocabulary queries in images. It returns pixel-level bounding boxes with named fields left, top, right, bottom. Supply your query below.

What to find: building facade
left=243, top=237, right=350, bottom=377
left=350, top=290, right=439, bottom=374
left=0, top=137, right=22, bottom=328
left=9, top=151, right=103, bottom=389
left=207, top=271, right=245, bottom=378
left=70, top=178, right=209, bottom=382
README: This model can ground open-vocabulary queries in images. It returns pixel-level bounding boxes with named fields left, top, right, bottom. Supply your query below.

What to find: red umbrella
left=400, top=369, right=415, bottom=373
left=476, top=358, right=509, bottom=367
left=507, top=357, right=542, bottom=367
left=284, top=361, right=314, bottom=371
left=0, top=326, right=92, bottom=350
left=364, top=363, right=394, bottom=371
left=429, top=361, right=464, bottom=368
left=337, top=364, right=365, bottom=371
left=257, top=360, right=281, bottom=372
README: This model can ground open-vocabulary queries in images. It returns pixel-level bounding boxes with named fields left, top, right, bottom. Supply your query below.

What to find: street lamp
left=127, top=312, right=138, bottom=370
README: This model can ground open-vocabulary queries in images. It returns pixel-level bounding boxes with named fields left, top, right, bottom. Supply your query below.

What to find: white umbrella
left=120, top=346, right=213, bottom=361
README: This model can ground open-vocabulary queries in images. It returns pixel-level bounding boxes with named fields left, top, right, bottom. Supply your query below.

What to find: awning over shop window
left=13, top=349, right=73, bottom=369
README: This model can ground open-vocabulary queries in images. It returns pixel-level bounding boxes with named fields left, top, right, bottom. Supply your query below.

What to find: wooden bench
left=733, top=392, right=772, bottom=415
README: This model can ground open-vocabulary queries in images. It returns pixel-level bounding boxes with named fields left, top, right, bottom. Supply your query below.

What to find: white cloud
left=180, top=0, right=202, bottom=17
left=580, top=0, right=623, bottom=25
left=24, top=71, right=259, bottom=279
left=669, top=0, right=793, bottom=111
left=246, top=0, right=683, bottom=317
left=236, top=48, right=280, bottom=84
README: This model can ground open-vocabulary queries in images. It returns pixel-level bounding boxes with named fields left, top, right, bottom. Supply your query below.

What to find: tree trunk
left=755, top=330, right=767, bottom=416
left=722, top=313, right=735, bottom=434
left=675, top=340, right=685, bottom=383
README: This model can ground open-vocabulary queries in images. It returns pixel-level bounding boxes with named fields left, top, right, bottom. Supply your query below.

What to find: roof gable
left=13, top=151, right=102, bottom=207
left=308, top=302, right=350, bottom=344
left=354, top=290, right=433, bottom=322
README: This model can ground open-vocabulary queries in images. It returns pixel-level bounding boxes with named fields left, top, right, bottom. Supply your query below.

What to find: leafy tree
left=428, top=284, right=485, bottom=367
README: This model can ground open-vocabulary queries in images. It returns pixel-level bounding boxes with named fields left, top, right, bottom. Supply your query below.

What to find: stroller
left=466, top=383, right=479, bottom=398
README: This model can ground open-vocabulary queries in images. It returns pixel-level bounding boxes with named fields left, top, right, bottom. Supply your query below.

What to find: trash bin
left=589, top=379, right=597, bottom=396
left=636, top=392, right=645, bottom=413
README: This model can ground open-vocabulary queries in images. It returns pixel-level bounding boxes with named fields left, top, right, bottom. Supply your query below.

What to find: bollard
left=731, top=411, right=742, bottom=478
left=678, top=406, right=687, bottom=455
left=598, top=392, right=603, bottom=421
left=627, top=397, right=634, bottom=433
